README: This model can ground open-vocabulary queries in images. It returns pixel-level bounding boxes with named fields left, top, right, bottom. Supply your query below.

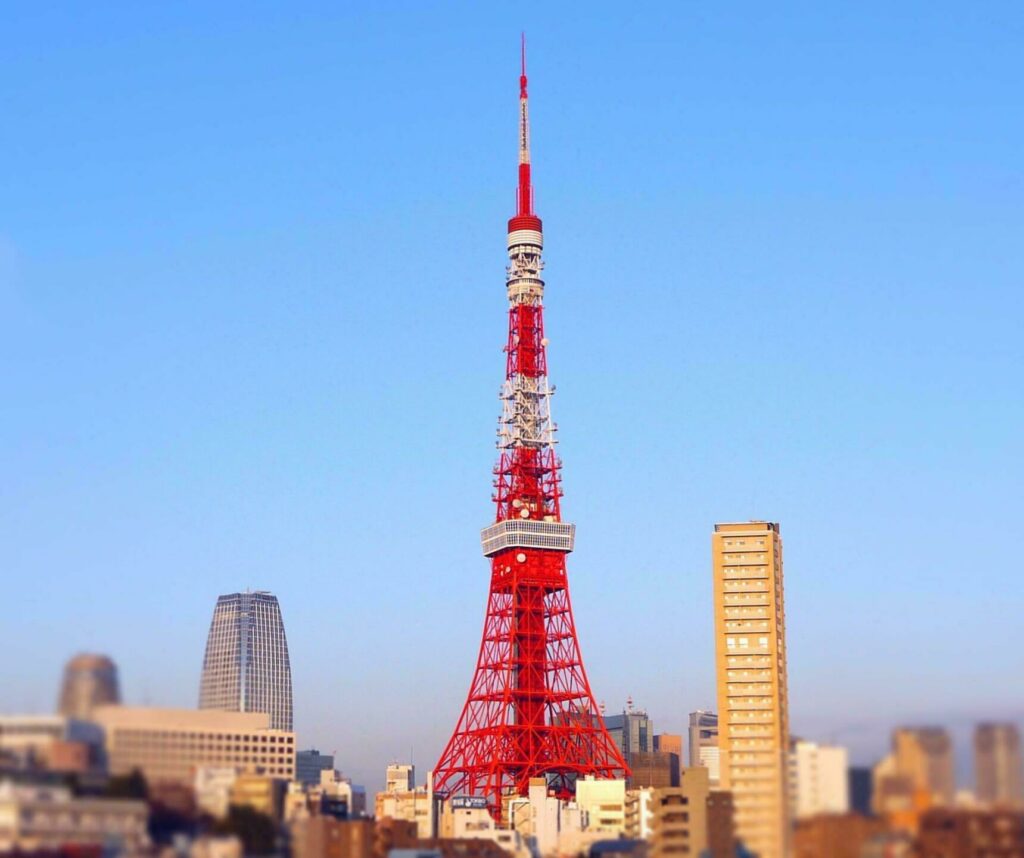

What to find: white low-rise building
left=575, top=776, right=627, bottom=834
left=194, top=767, right=239, bottom=819
left=790, top=740, right=850, bottom=819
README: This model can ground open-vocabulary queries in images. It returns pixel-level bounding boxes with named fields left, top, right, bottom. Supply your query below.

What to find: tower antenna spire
left=520, top=32, right=527, bottom=96
left=516, top=33, right=533, bottom=215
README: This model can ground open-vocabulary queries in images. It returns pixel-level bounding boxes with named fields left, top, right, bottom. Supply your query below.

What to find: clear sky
left=2, top=2, right=1021, bottom=791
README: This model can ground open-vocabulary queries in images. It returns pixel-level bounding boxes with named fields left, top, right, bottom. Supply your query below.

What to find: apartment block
left=712, top=521, right=790, bottom=858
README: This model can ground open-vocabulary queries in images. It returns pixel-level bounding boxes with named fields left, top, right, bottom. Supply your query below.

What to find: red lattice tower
left=432, top=38, right=629, bottom=816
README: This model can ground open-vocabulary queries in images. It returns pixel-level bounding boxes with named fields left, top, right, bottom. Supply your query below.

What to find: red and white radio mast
left=432, top=37, right=628, bottom=815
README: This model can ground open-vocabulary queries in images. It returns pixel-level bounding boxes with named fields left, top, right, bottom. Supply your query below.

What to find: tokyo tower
left=432, top=39, right=629, bottom=814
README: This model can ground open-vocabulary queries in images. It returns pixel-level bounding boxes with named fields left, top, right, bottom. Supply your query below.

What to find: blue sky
left=1, top=2, right=1021, bottom=790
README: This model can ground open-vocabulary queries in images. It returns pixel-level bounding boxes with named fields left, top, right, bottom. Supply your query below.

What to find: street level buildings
left=793, top=813, right=887, bottom=858
left=199, top=590, right=294, bottom=731
left=0, top=782, right=149, bottom=854
left=916, top=807, right=1024, bottom=857
left=976, top=723, right=1024, bottom=807
left=712, top=521, right=791, bottom=858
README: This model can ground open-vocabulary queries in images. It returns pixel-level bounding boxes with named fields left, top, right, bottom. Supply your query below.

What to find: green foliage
left=214, top=804, right=278, bottom=855
left=105, top=768, right=149, bottom=800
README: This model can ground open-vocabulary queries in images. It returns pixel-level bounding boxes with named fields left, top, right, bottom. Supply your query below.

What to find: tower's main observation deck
left=432, top=39, right=628, bottom=817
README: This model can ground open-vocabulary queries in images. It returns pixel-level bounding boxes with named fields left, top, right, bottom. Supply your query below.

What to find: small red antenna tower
left=432, top=39, right=628, bottom=818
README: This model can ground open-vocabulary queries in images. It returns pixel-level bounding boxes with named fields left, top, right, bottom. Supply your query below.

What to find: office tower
left=791, top=740, right=850, bottom=818
left=57, top=654, right=120, bottom=720
left=605, top=702, right=654, bottom=765
left=386, top=764, right=415, bottom=792
left=893, top=727, right=955, bottom=807
left=712, top=521, right=791, bottom=858
left=688, top=711, right=721, bottom=787
left=91, top=705, right=294, bottom=786
left=975, top=723, right=1023, bottom=806
left=432, top=42, right=627, bottom=815
left=198, top=590, right=293, bottom=731
left=296, top=749, right=335, bottom=787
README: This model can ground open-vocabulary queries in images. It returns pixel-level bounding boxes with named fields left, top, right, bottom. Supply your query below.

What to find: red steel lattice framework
left=432, top=39, right=629, bottom=815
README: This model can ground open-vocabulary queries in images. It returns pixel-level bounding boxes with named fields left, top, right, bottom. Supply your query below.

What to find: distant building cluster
left=1, top=564, right=1019, bottom=858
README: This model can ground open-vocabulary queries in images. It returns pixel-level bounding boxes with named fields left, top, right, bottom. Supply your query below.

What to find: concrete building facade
left=688, top=710, right=720, bottom=787
left=712, top=521, right=791, bottom=858
left=386, top=764, right=415, bottom=792
left=0, top=782, right=148, bottom=854
left=791, top=740, right=850, bottom=819
left=575, top=776, right=627, bottom=834
left=646, top=768, right=711, bottom=858
left=91, top=705, right=295, bottom=786
left=627, top=751, right=680, bottom=789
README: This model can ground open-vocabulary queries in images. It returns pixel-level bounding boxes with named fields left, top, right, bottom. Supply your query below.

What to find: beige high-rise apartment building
left=713, top=521, right=790, bottom=858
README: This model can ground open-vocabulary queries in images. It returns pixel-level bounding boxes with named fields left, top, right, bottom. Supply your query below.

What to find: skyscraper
left=688, top=711, right=720, bottom=787
left=975, top=723, right=1023, bottom=807
left=712, top=521, right=790, bottom=858
left=198, top=591, right=293, bottom=731
left=605, top=702, right=653, bottom=765
left=892, top=727, right=955, bottom=807
left=57, top=654, right=120, bottom=720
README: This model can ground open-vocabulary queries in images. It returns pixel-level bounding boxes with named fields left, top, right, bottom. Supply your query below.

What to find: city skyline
left=2, top=2, right=1022, bottom=796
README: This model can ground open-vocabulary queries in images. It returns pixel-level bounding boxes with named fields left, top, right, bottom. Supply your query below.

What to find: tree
left=105, top=768, right=148, bottom=800
left=214, top=805, right=278, bottom=855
